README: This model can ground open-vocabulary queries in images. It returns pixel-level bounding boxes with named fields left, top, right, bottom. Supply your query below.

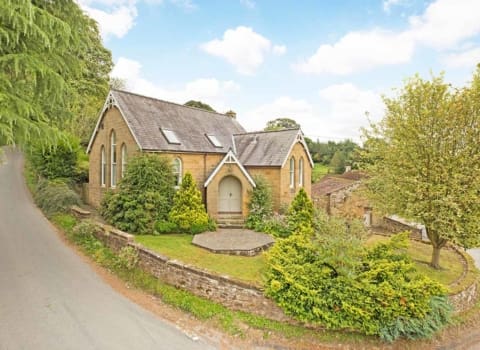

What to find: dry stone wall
left=92, top=223, right=289, bottom=322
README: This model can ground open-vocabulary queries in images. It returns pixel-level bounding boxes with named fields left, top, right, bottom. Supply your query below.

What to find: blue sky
left=78, top=0, right=480, bottom=142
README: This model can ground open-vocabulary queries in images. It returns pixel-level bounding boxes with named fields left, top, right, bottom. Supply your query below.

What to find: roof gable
left=88, top=89, right=246, bottom=154
left=204, top=150, right=256, bottom=188
left=234, top=129, right=314, bottom=167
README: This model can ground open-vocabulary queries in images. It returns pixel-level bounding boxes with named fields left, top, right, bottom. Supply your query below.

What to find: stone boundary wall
left=447, top=245, right=479, bottom=313
left=379, top=216, right=423, bottom=240
left=91, top=221, right=478, bottom=318
left=91, top=223, right=289, bottom=322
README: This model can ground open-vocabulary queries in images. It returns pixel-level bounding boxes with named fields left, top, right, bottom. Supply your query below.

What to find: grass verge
left=312, top=163, right=331, bottom=183
left=135, top=234, right=266, bottom=286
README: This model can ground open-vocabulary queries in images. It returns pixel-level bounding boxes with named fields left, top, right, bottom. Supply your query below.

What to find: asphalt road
left=0, top=149, right=215, bottom=350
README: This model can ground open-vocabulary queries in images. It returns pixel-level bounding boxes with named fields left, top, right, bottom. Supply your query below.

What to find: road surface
left=0, top=149, right=215, bottom=350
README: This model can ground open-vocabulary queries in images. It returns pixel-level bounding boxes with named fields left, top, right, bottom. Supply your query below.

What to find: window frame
left=110, top=130, right=117, bottom=188
left=100, top=145, right=106, bottom=187
left=121, top=143, right=127, bottom=179
left=289, top=156, right=295, bottom=189
left=299, top=157, right=304, bottom=187
left=172, top=157, right=182, bottom=188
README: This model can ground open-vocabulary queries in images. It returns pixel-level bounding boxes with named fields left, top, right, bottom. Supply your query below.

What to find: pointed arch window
left=289, top=157, right=295, bottom=189
left=121, top=144, right=127, bottom=178
left=299, top=157, right=304, bottom=187
left=100, top=146, right=106, bottom=187
left=110, top=130, right=117, bottom=187
left=172, top=157, right=182, bottom=187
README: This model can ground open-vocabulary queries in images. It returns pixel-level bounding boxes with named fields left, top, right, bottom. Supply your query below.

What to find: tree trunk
left=426, top=227, right=446, bottom=269
left=431, top=245, right=442, bottom=269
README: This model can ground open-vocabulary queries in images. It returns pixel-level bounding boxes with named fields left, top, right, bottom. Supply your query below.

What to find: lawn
left=135, top=234, right=266, bottom=286
left=312, top=163, right=331, bottom=182
left=366, top=235, right=467, bottom=292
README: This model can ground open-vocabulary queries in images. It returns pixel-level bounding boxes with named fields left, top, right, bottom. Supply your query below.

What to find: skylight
left=161, top=128, right=180, bottom=144
left=206, top=134, right=222, bottom=148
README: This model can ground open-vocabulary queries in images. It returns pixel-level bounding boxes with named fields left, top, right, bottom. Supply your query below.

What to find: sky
left=76, top=0, right=480, bottom=142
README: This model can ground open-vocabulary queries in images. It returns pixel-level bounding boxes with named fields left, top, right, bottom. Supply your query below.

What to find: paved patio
left=192, top=229, right=274, bottom=256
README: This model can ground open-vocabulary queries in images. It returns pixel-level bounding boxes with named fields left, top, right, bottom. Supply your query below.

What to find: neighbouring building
left=86, top=89, right=313, bottom=223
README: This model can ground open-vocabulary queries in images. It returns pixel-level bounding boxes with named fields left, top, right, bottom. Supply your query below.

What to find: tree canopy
left=0, top=0, right=112, bottom=146
left=184, top=100, right=216, bottom=112
left=363, top=71, right=480, bottom=268
left=264, top=117, right=300, bottom=131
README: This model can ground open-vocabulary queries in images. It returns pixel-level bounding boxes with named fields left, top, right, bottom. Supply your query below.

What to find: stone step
left=217, top=223, right=245, bottom=229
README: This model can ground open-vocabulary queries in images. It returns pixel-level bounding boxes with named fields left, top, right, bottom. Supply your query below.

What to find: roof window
left=161, top=128, right=180, bottom=144
left=206, top=134, right=222, bottom=148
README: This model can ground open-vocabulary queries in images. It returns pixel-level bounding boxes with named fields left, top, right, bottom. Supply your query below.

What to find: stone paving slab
left=192, top=229, right=275, bottom=256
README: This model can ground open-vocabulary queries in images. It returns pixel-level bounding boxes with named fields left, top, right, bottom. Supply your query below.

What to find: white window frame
left=110, top=130, right=117, bottom=188
left=161, top=128, right=181, bottom=144
left=299, top=157, right=304, bottom=187
left=289, top=157, right=295, bottom=189
left=121, top=144, right=127, bottom=178
left=100, top=145, right=106, bottom=187
left=172, top=157, right=182, bottom=188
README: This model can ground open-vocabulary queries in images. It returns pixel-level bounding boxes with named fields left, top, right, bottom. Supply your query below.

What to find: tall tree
left=363, top=72, right=480, bottom=268
left=184, top=100, right=216, bottom=112
left=0, top=0, right=112, bottom=146
left=264, top=118, right=300, bottom=131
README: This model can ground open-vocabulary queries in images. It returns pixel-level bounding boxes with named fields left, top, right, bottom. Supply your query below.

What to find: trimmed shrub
left=34, top=179, right=81, bottom=217
left=262, top=214, right=291, bottom=238
left=246, top=176, right=273, bottom=231
left=101, top=154, right=175, bottom=234
left=154, top=220, right=178, bottom=234
left=265, top=229, right=451, bottom=341
left=168, top=173, right=215, bottom=234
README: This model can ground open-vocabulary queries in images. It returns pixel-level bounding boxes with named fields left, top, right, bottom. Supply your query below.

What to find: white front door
left=218, top=176, right=242, bottom=213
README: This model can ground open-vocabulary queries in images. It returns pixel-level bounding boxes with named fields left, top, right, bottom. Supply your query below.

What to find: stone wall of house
left=247, top=166, right=282, bottom=210
left=92, top=223, right=289, bottom=322
left=88, top=107, right=141, bottom=207
left=279, top=142, right=312, bottom=207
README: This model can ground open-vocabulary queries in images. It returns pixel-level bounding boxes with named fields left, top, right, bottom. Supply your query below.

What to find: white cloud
left=297, top=0, right=480, bottom=75
left=243, top=96, right=313, bottom=131
left=77, top=0, right=195, bottom=40
left=443, top=47, right=480, bottom=68
left=273, top=45, right=287, bottom=55
left=407, top=0, right=480, bottom=49
left=316, top=83, right=384, bottom=141
left=111, top=57, right=239, bottom=111
left=78, top=1, right=137, bottom=39
left=382, top=0, right=402, bottom=13
left=295, top=29, right=414, bottom=75
left=201, top=26, right=286, bottom=75
left=240, top=0, right=255, bottom=9
left=242, top=86, right=384, bottom=141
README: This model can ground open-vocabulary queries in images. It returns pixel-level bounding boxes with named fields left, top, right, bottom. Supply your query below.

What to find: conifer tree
left=169, top=173, right=211, bottom=233
left=286, top=188, right=314, bottom=233
left=0, top=0, right=112, bottom=146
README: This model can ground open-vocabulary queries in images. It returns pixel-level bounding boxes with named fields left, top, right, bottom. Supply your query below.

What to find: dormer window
left=161, top=128, right=180, bottom=144
left=206, top=134, right=222, bottom=148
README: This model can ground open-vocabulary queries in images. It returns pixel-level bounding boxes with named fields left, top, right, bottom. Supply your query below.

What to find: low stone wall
left=378, top=216, right=423, bottom=240
left=92, top=223, right=289, bottom=322
left=449, top=280, right=478, bottom=314
left=91, top=222, right=478, bottom=319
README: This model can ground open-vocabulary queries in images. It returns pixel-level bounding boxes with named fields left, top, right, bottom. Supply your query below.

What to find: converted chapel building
left=86, top=90, right=313, bottom=223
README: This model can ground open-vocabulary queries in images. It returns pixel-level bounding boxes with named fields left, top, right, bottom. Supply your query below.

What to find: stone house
left=86, top=89, right=313, bottom=223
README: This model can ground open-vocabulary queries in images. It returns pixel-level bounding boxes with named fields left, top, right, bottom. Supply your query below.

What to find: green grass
left=135, top=234, right=267, bottom=286
left=312, top=163, right=331, bottom=182
left=365, top=235, right=474, bottom=292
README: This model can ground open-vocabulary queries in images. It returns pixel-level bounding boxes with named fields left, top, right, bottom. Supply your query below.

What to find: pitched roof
left=233, top=129, right=312, bottom=167
left=311, top=175, right=356, bottom=197
left=88, top=89, right=245, bottom=153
